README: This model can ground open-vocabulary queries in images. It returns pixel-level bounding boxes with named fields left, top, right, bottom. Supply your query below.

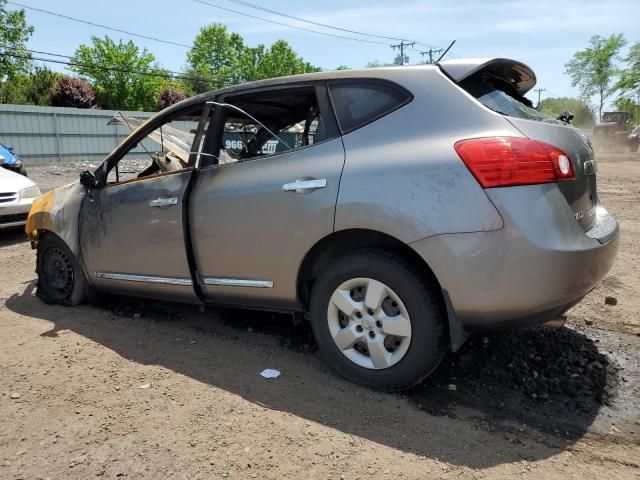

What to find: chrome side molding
left=202, top=277, right=274, bottom=288
left=95, top=272, right=192, bottom=286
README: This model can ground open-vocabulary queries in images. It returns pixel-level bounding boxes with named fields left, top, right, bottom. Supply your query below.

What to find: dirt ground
left=1, top=155, right=639, bottom=479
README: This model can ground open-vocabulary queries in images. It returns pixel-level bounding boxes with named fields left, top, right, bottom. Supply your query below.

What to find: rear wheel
left=36, top=234, right=88, bottom=306
left=309, top=249, right=447, bottom=391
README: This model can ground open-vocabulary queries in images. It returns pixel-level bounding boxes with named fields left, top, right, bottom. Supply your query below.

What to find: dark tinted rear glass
left=460, top=72, right=553, bottom=122
left=329, top=82, right=410, bottom=133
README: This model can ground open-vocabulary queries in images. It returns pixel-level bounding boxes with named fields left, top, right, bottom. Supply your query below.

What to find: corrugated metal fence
left=0, top=104, right=154, bottom=164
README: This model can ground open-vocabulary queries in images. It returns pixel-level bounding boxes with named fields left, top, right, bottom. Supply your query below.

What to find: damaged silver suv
left=27, top=58, right=619, bottom=391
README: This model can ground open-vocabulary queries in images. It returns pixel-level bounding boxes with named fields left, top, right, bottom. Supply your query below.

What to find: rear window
left=329, top=82, right=411, bottom=133
left=460, top=73, right=553, bottom=122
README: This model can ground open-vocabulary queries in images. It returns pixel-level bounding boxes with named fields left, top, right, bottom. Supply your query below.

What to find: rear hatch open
left=440, top=58, right=597, bottom=231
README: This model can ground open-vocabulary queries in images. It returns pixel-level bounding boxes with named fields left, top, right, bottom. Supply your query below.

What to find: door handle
left=149, top=196, right=178, bottom=207
left=282, top=178, right=327, bottom=193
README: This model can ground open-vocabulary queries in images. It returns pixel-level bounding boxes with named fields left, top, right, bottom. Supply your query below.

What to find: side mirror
left=80, top=170, right=97, bottom=188
left=7, top=146, right=14, bottom=153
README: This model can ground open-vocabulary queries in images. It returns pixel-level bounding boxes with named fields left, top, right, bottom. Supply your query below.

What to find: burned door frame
left=77, top=101, right=215, bottom=302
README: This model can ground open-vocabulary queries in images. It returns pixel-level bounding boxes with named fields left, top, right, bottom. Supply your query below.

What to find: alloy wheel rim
left=327, top=277, right=412, bottom=370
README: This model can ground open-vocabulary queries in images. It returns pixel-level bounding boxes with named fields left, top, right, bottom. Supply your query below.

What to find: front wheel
left=309, top=250, right=447, bottom=391
left=36, top=234, right=88, bottom=306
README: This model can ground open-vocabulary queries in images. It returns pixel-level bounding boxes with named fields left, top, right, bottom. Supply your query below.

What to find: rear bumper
left=410, top=184, right=619, bottom=328
left=0, top=199, right=33, bottom=229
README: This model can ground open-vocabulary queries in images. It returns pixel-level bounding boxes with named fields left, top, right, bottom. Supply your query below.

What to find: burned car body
left=27, top=59, right=619, bottom=391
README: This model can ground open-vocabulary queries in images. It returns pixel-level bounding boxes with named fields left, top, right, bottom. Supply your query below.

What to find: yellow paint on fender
left=25, top=191, right=55, bottom=238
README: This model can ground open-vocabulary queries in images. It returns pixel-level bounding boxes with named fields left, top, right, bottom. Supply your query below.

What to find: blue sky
left=10, top=0, right=640, bottom=105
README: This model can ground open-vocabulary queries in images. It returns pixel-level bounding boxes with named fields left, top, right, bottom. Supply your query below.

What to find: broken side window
left=215, top=86, right=331, bottom=166
left=106, top=106, right=210, bottom=184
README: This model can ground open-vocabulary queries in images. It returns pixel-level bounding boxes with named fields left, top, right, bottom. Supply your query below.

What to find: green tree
left=179, top=67, right=216, bottom=96
left=237, top=44, right=266, bottom=83
left=565, top=34, right=626, bottom=122
left=25, top=66, right=60, bottom=105
left=614, top=97, right=639, bottom=125
left=1, top=66, right=61, bottom=105
left=0, top=0, right=34, bottom=102
left=186, top=24, right=320, bottom=88
left=615, top=40, right=640, bottom=124
left=538, top=97, right=596, bottom=128
left=1, top=72, right=28, bottom=103
left=69, top=36, right=169, bottom=110
left=186, top=24, right=245, bottom=91
left=365, top=60, right=395, bottom=68
left=250, top=40, right=319, bottom=80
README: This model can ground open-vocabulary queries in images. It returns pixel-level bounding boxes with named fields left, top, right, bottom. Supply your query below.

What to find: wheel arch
left=297, top=228, right=469, bottom=351
left=297, top=228, right=441, bottom=309
left=25, top=182, right=84, bottom=258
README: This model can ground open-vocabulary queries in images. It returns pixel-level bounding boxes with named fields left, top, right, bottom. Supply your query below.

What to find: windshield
left=112, top=116, right=195, bottom=163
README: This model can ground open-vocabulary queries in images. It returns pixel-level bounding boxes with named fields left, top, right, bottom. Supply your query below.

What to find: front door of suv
left=189, top=84, right=345, bottom=309
left=78, top=103, right=212, bottom=302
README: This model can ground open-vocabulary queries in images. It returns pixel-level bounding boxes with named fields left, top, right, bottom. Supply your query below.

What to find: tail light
left=454, top=137, right=575, bottom=188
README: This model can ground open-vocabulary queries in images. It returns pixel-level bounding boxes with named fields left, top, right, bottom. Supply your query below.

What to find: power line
left=223, top=0, right=403, bottom=43
left=10, top=0, right=448, bottom=55
left=0, top=46, right=235, bottom=86
left=192, top=0, right=391, bottom=45
left=7, top=1, right=192, bottom=49
left=224, top=0, right=446, bottom=50
left=9, top=0, right=454, bottom=69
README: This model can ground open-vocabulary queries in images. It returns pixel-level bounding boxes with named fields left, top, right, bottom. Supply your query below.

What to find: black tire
left=18, top=166, right=28, bottom=177
left=309, top=249, right=447, bottom=392
left=36, top=234, right=88, bottom=306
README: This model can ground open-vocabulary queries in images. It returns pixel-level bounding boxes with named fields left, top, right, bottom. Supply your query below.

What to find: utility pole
left=390, top=41, right=415, bottom=66
left=420, top=48, right=443, bottom=64
left=534, top=88, right=546, bottom=108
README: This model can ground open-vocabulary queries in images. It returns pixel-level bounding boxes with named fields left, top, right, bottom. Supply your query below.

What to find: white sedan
left=0, top=167, right=41, bottom=230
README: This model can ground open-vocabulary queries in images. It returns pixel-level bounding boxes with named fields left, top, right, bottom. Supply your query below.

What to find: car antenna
left=118, top=112, right=155, bottom=162
left=435, top=40, right=456, bottom=63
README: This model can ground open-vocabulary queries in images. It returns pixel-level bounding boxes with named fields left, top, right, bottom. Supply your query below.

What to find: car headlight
left=19, top=185, right=41, bottom=199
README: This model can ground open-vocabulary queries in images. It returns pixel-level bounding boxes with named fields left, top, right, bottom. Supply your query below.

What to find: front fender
left=25, top=181, right=85, bottom=256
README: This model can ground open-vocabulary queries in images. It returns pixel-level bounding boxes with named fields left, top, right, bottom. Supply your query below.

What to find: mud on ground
left=1, top=155, right=639, bottom=479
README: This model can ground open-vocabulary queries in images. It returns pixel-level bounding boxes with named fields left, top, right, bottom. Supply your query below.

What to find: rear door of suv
left=189, top=83, right=345, bottom=309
